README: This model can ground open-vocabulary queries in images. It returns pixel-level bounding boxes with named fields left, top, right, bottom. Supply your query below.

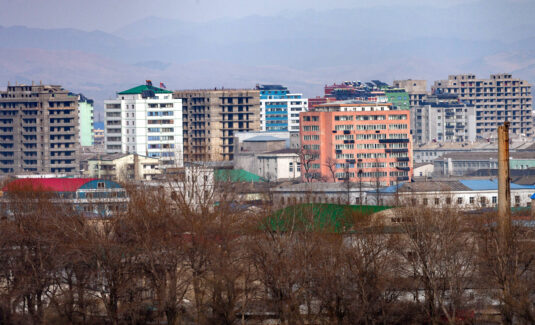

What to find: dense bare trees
left=1, top=180, right=535, bottom=324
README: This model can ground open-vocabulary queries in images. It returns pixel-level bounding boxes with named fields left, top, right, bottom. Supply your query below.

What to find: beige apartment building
left=0, top=83, right=80, bottom=175
left=432, top=74, right=533, bottom=138
left=173, top=89, right=261, bottom=161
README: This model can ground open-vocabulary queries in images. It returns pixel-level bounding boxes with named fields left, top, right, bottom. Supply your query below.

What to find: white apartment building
left=104, top=82, right=183, bottom=167
left=258, top=85, right=308, bottom=132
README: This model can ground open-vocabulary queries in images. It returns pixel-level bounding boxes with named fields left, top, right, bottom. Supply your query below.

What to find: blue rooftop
left=459, top=179, right=535, bottom=191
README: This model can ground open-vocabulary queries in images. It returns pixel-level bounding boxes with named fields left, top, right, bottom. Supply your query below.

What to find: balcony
left=396, top=157, right=410, bottom=162
left=378, top=139, right=409, bottom=144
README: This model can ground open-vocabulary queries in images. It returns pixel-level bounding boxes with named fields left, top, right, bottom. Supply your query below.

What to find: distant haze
left=0, top=0, right=534, bottom=117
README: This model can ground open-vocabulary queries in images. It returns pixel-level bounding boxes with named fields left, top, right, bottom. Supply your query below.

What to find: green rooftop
left=266, top=203, right=392, bottom=233
left=214, top=169, right=266, bottom=183
left=118, top=85, right=172, bottom=95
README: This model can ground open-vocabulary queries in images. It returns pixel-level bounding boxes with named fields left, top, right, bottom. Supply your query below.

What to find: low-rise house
left=368, top=179, right=535, bottom=208
left=86, top=153, right=161, bottom=181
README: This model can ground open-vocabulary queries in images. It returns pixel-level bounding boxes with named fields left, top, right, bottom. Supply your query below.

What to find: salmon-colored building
left=300, top=100, right=413, bottom=186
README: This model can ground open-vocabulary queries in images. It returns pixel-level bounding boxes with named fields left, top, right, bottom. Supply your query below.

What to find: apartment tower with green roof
left=104, top=81, right=184, bottom=167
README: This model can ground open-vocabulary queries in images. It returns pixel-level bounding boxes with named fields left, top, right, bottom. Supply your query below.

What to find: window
left=469, top=197, right=474, bottom=204
left=492, top=196, right=497, bottom=204
left=446, top=197, right=451, bottom=205
left=457, top=197, right=463, bottom=204
left=423, top=198, right=428, bottom=206
left=97, top=182, right=105, bottom=188
left=434, top=198, right=440, bottom=205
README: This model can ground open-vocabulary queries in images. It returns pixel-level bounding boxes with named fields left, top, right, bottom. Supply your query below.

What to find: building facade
left=411, top=94, right=476, bottom=144
left=104, top=82, right=183, bottom=167
left=86, top=153, right=161, bottom=181
left=173, top=89, right=261, bottom=161
left=393, top=80, right=428, bottom=108
left=384, top=88, right=410, bottom=110
left=257, top=85, right=308, bottom=132
left=300, top=101, right=413, bottom=186
left=432, top=74, right=533, bottom=138
left=0, top=83, right=80, bottom=175
left=78, top=94, right=94, bottom=146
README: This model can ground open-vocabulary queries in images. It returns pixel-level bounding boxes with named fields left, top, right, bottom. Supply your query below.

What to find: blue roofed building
left=367, top=179, right=535, bottom=209
left=257, top=85, right=308, bottom=132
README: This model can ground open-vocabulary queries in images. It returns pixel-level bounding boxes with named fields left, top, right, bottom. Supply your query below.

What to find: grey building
left=0, top=83, right=80, bottom=175
left=432, top=74, right=533, bottom=138
left=433, top=151, right=535, bottom=177
left=411, top=94, right=476, bottom=144
left=393, top=79, right=428, bottom=108
left=173, top=89, right=261, bottom=162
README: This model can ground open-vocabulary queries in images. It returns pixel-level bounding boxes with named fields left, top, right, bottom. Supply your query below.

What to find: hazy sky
left=0, top=0, right=487, bottom=32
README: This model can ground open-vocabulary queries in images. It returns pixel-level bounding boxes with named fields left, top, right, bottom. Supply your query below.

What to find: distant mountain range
left=1, top=0, right=534, bottom=117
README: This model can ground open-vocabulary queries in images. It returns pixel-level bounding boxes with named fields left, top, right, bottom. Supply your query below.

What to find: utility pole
left=498, top=121, right=511, bottom=243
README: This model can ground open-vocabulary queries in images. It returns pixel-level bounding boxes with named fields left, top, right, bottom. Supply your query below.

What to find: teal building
left=78, top=94, right=94, bottom=146
left=384, top=88, right=410, bottom=110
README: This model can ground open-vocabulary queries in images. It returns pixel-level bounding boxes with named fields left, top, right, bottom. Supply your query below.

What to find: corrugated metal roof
left=459, top=179, right=535, bottom=191
left=3, top=178, right=98, bottom=192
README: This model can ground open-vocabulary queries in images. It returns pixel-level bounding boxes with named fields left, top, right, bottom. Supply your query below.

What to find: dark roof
left=437, top=151, right=535, bottom=161
left=257, top=84, right=288, bottom=91
left=118, top=84, right=172, bottom=95
left=261, top=148, right=299, bottom=155
left=243, top=135, right=286, bottom=142
left=3, top=178, right=98, bottom=192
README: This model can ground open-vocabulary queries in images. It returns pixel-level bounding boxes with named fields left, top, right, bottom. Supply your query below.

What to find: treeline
left=0, top=182, right=534, bottom=325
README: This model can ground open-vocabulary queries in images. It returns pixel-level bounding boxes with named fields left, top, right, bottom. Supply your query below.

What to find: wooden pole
left=498, top=121, right=511, bottom=241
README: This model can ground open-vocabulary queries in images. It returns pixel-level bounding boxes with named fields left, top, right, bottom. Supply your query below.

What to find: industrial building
left=432, top=74, right=533, bottom=138
left=173, top=88, right=261, bottom=161
left=0, top=83, right=80, bottom=175
left=104, top=82, right=183, bottom=167
left=300, top=100, right=413, bottom=186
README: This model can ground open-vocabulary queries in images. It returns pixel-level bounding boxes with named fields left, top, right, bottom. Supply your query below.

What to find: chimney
left=498, top=121, right=511, bottom=241
left=134, top=153, right=141, bottom=181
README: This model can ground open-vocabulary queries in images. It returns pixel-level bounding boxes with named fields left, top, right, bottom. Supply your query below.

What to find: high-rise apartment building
left=257, top=85, right=308, bottom=132
left=300, top=101, right=413, bottom=186
left=0, top=83, right=80, bottom=175
left=173, top=89, right=261, bottom=161
left=432, top=74, right=533, bottom=138
left=393, top=80, right=428, bottom=108
left=77, top=94, right=94, bottom=146
left=411, top=94, right=476, bottom=144
left=104, top=82, right=183, bottom=167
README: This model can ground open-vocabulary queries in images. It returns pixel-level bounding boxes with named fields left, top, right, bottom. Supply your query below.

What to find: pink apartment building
left=300, top=101, right=413, bottom=186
